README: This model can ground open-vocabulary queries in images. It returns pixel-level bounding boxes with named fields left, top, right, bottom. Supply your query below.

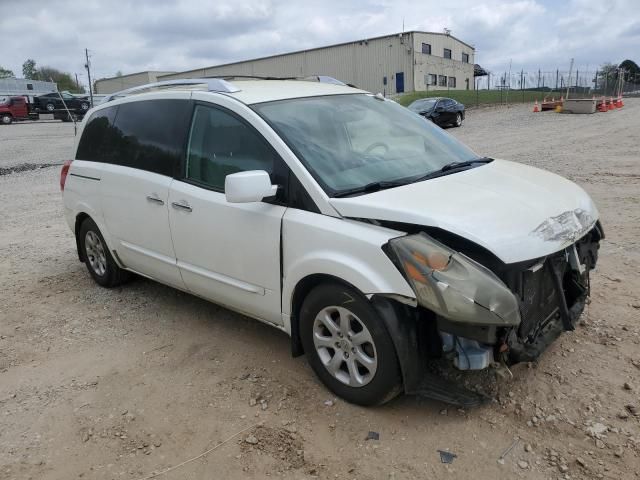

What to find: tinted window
left=76, top=106, right=118, bottom=162
left=112, top=99, right=191, bottom=176
left=185, top=104, right=280, bottom=192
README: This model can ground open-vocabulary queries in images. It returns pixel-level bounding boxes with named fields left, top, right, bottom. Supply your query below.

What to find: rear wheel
left=78, top=217, right=128, bottom=288
left=300, top=282, right=402, bottom=406
left=1, top=114, right=12, bottom=125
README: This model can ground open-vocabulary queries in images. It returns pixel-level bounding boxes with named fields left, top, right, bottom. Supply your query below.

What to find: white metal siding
left=160, top=34, right=416, bottom=95
left=413, top=33, right=475, bottom=91
left=95, top=71, right=175, bottom=94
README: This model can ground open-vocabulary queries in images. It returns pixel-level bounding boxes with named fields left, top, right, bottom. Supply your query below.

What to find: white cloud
left=1, top=0, right=637, bottom=88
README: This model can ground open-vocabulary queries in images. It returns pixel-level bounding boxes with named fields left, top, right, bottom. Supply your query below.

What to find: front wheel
left=455, top=112, right=463, bottom=127
left=1, top=114, right=12, bottom=125
left=78, top=217, right=129, bottom=288
left=300, top=283, right=402, bottom=406
left=45, top=103, right=55, bottom=112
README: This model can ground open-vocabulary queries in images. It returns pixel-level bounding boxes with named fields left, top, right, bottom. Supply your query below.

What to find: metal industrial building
left=94, top=71, right=175, bottom=94
left=96, top=31, right=474, bottom=96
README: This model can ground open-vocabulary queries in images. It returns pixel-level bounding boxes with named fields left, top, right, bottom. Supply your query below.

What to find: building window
left=444, top=48, right=452, bottom=59
left=438, top=75, right=447, bottom=87
left=27, top=83, right=34, bottom=90
left=448, top=77, right=456, bottom=88
left=421, top=43, right=431, bottom=54
left=462, top=53, right=469, bottom=63
left=425, top=74, right=437, bottom=86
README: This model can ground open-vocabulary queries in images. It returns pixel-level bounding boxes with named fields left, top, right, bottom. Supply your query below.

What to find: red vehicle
left=0, top=96, right=30, bottom=124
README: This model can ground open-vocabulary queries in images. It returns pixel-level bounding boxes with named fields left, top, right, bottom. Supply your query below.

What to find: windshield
left=408, top=98, right=437, bottom=112
left=253, top=94, right=480, bottom=196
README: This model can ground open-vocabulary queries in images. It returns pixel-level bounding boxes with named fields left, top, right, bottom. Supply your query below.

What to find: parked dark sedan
left=407, top=97, right=465, bottom=127
left=34, top=92, right=90, bottom=113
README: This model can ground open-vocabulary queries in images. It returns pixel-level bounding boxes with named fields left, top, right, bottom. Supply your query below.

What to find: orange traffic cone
left=608, top=97, right=615, bottom=110
left=533, top=100, right=540, bottom=113
left=618, top=96, right=624, bottom=108
left=598, top=97, right=608, bottom=112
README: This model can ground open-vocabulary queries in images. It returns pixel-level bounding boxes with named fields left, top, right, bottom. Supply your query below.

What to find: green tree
left=37, top=66, right=85, bottom=93
left=619, top=59, right=639, bottom=82
left=22, top=59, right=37, bottom=79
left=0, top=66, right=15, bottom=78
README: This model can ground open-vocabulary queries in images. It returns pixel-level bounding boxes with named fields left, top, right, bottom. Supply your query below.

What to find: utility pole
left=84, top=48, right=94, bottom=107
left=75, top=73, right=80, bottom=91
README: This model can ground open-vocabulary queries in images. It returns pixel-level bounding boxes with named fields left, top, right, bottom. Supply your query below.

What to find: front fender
left=281, top=210, right=415, bottom=316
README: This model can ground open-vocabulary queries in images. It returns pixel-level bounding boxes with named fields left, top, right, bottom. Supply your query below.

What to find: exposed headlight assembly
left=388, top=233, right=521, bottom=326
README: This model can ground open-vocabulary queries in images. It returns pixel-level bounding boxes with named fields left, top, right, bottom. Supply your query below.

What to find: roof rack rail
left=203, top=74, right=347, bottom=86
left=104, top=78, right=240, bottom=102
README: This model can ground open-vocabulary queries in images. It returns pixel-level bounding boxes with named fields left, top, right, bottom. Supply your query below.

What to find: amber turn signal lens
left=411, top=251, right=449, bottom=272
left=404, top=261, right=427, bottom=283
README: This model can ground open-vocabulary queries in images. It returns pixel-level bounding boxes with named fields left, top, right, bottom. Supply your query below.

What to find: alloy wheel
left=312, top=306, right=378, bottom=387
left=85, top=231, right=107, bottom=276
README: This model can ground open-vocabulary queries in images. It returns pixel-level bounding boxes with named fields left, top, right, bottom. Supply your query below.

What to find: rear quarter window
left=76, top=106, right=118, bottom=162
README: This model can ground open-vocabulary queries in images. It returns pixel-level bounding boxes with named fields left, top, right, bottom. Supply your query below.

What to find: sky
left=1, top=0, right=638, bottom=88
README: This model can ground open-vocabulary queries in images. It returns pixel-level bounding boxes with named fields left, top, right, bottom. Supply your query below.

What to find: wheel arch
left=288, top=274, right=432, bottom=395
left=74, top=212, right=92, bottom=262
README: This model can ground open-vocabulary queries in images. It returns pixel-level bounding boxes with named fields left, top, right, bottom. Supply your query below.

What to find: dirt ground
left=1, top=101, right=639, bottom=480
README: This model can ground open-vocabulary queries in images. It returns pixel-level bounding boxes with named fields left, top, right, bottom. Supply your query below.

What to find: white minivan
left=61, top=78, right=603, bottom=406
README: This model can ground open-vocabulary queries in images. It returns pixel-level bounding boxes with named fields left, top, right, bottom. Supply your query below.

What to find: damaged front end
left=384, top=222, right=604, bottom=374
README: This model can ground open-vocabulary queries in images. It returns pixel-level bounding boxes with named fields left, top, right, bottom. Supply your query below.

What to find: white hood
left=329, top=159, right=599, bottom=264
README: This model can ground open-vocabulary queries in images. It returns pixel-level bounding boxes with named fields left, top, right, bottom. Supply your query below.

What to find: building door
left=466, top=78, right=470, bottom=90
left=395, top=72, right=404, bottom=93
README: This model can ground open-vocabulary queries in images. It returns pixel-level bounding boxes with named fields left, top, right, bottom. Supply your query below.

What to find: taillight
left=60, top=160, right=73, bottom=191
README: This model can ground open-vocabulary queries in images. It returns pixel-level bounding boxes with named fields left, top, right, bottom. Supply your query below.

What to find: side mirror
left=225, top=170, right=277, bottom=203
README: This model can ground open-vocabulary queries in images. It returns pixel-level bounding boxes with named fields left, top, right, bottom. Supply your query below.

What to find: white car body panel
left=226, top=80, right=367, bottom=105
left=98, top=164, right=185, bottom=289
left=168, top=179, right=286, bottom=325
left=329, top=159, right=599, bottom=264
left=281, top=210, right=415, bottom=318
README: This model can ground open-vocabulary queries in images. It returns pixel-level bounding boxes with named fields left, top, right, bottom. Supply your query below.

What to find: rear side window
left=76, top=106, right=118, bottom=162
left=112, top=99, right=191, bottom=176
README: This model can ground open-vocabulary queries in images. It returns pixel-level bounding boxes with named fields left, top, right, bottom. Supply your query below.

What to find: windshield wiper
left=439, top=157, right=493, bottom=172
left=332, top=180, right=408, bottom=198
left=409, top=157, right=494, bottom=183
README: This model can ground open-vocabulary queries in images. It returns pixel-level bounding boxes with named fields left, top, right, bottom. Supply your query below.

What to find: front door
left=169, top=103, right=287, bottom=324
left=395, top=72, right=405, bottom=93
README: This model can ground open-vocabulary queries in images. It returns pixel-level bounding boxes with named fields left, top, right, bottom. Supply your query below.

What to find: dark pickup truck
left=33, top=91, right=90, bottom=113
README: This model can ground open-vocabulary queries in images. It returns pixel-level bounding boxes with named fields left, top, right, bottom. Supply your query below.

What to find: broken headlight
left=387, top=233, right=521, bottom=326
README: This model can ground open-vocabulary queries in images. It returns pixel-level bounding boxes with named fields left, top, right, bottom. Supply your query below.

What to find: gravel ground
left=1, top=102, right=639, bottom=480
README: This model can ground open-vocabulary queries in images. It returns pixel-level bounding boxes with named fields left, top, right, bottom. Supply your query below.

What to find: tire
left=455, top=112, right=463, bottom=127
left=1, top=114, right=12, bottom=125
left=80, top=102, right=89, bottom=110
left=300, top=282, right=402, bottom=406
left=78, top=217, right=129, bottom=288
left=45, top=103, right=55, bottom=112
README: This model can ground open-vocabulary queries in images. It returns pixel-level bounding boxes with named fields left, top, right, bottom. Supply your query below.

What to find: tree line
left=0, top=59, right=86, bottom=93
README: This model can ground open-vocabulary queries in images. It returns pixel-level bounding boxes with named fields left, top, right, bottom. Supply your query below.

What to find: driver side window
left=186, top=105, right=277, bottom=191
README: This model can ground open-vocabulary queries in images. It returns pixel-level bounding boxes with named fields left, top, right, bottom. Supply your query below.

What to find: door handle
left=146, top=195, right=164, bottom=205
left=171, top=201, right=192, bottom=212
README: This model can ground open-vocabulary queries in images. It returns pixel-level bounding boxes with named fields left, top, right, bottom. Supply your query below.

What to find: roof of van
left=225, top=80, right=368, bottom=104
